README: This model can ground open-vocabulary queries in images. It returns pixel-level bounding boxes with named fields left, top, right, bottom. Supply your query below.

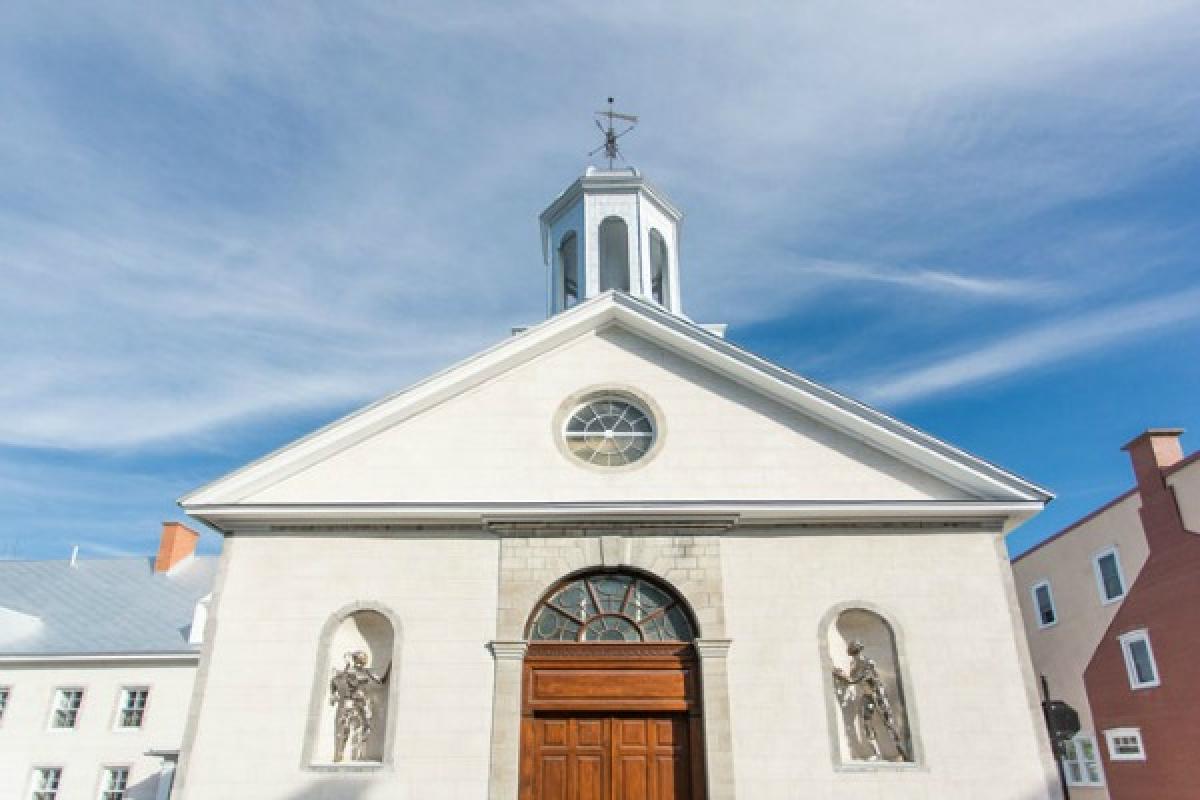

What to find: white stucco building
left=173, top=166, right=1063, bottom=799
left=0, top=523, right=215, bottom=800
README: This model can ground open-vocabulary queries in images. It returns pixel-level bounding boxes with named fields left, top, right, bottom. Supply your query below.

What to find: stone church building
left=173, top=166, right=1062, bottom=799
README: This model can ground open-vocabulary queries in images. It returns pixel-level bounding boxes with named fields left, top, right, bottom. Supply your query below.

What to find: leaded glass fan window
left=529, top=572, right=694, bottom=642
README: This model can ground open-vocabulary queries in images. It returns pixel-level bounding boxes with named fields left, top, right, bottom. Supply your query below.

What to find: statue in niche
left=832, top=639, right=909, bottom=762
left=329, top=650, right=389, bottom=762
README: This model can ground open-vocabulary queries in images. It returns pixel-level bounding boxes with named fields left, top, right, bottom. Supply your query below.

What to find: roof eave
left=0, top=651, right=201, bottom=664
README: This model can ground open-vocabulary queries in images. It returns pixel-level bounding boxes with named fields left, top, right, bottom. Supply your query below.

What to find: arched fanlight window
left=649, top=229, right=669, bottom=305
left=598, top=217, right=630, bottom=292
left=528, top=571, right=695, bottom=642
left=559, top=232, right=579, bottom=308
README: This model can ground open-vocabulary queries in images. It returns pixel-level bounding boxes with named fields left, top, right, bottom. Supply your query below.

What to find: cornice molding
left=693, top=639, right=733, bottom=658
left=487, top=640, right=529, bottom=661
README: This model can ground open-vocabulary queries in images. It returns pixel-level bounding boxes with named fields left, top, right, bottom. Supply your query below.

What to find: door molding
left=523, top=642, right=699, bottom=715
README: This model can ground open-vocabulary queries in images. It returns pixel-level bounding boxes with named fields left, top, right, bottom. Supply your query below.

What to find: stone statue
left=329, top=650, right=388, bottom=762
left=832, top=639, right=909, bottom=762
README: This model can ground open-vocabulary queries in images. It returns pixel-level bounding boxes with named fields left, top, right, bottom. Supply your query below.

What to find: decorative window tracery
left=528, top=572, right=695, bottom=642
left=563, top=397, right=655, bottom=467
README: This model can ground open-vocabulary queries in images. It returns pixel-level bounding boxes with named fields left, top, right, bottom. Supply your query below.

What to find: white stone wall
left=247, top=327, right=970, bottom=505
left=723, top=529, right=1060, bottom=799
left=0, top=660, right=195, bottom=800
left=174, top=534, right=499, bottom=800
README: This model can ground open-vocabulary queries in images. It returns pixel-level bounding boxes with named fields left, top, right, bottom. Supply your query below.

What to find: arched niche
left=558, top=231, right=579, bottom=308
left=598, top=216, right=630, bottom=293
left=648, top=228, right=669, bottom=305
left=821, top=605, right=918, bottom=767
left=303, top=604, right=401, bottom=769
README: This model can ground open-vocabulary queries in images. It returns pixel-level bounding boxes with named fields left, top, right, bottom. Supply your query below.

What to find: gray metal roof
left=0, top=555, right=218, bottom=657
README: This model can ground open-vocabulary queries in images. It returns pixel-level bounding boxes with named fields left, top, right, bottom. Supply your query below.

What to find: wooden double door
left=519, top=642, right=705, bottom=800
left=527, top=714, right=690, bottom=800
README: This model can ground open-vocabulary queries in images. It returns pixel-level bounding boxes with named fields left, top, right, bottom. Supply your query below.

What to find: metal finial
left=589, top=97, right=638, bottom=169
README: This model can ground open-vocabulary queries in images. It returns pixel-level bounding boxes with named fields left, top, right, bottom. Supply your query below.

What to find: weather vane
left=590, top=97, right=638, bottom=169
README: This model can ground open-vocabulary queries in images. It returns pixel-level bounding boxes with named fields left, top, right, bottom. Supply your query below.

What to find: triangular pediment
left=181, top=293, right=1049, bottom=527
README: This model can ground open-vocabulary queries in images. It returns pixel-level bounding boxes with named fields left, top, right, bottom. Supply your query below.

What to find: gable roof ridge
left=182, top=291, right=1052, bottom=508
left=180, top=296, right=619, bottom=505
left=610, top=292, right=1051, bottom=502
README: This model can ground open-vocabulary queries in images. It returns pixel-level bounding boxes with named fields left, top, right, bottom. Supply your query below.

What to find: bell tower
left=539, top=102, right=683, bottom=317
left=539, top=166, right=684, bottom=316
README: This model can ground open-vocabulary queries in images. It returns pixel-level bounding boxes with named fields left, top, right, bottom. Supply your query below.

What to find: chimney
left=155, top=521, right=200, bottom=573
left=1122, top=428, right=1188, bottom=553
left=1122, top=428, right=1185, bottom=495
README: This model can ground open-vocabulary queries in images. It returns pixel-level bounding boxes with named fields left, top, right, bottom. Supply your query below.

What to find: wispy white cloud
left=0, top=1, right=1197, bottom=454
left=855, top=287, right=1200, bottom=405
left=793, top=259, right=1059, bottom=300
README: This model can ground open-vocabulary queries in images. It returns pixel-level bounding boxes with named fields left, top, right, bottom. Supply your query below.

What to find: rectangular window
left=1093, top=547, right=1126, bottom=603
left=116, top=688, right=149, bottom=729
left=50, top=689, right=83, bottom=729
left=1119, top=630, right=1160, bottom=689
left=1105, top=728, right=1147, bottom=761
left=29, top=767, right=62, bottom=800
left=98, top=766, right=130, bottom=800
left=1061, top=733, right=1104, bottom=787
left=1032, top=580, right=1057, bottom=628
left=0, top=686, right=10, bottom=723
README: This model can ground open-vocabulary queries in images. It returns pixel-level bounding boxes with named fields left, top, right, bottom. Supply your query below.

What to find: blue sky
left=2, top=2, right=1198, bottom=561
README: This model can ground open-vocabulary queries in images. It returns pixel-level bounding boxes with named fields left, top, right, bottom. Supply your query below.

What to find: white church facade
left=173, top=166, right=1062, bottom=799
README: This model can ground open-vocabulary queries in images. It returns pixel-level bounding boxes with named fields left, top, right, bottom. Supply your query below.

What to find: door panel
left=527, top=715, right=691, bottom=800
left=613, top=716, right=690, bottom=800
left=574, top=718, right=607, bottom=800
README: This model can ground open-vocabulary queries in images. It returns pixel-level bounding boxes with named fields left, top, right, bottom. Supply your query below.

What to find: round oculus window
left=563, top=397, right=655, bottom=467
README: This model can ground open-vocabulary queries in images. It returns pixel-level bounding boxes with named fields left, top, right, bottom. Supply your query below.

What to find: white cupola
left=539, top=167, right=683, bottom=316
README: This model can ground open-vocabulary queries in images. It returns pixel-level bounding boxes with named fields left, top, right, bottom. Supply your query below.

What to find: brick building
left=1013, top=429, right=1200, bottom=798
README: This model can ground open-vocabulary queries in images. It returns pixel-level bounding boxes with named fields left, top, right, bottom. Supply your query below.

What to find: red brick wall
left=1084, top=451, right=1200, bottom=798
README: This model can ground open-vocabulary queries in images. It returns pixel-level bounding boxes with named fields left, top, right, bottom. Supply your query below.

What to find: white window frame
left=1031, top=580, right=1058, bottom=628
left=114, top=687, right=150, bottom=730
left=1092, top=546, right=1127, bottom=605
left=0, top=685, right=11, bottom=725
left=29, top=766, right=63, bottom=800
left=1118, top=629, right=1160, bottom=689
left=96, top=765, right=132, bottom=800
left=1061, top=732, right=1104, bottom=787
left=1104, top=727, right=1147, bottom=761
left=48, top=687, right=85, bottom=730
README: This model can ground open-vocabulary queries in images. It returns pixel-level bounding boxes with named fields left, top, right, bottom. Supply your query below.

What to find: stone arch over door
left=487, top=534, right=736, bottom=799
